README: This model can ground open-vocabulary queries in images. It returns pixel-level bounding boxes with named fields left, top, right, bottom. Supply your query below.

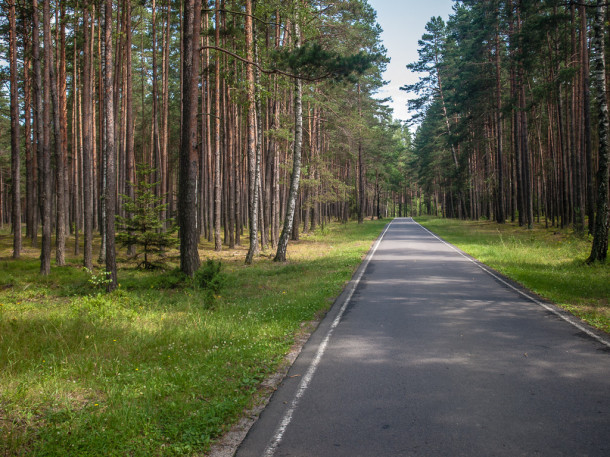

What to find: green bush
left=193, top=260, right=226, bottom=298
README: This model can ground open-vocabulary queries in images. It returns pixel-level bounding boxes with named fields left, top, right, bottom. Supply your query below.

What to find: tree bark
left=82, top=2, right=94, bottom=270
left=46, top=0, right=66, bottom=266
left=254, top=26, right=266, bottom=250
left=38, top=0, right=52, bottom=275
left=8, top=0, right=21, bottom=258
left=151, top=0, right=162, bottom=205
left=520, top=81, right=534, bottom=229
left=275, top=16, right=303, bottom=262
left=24, top=31, right=36, bottom=245
left=581, top=4, right=594, bottom=235
left=179, top=0, right=202, bottom=276
left=357, top=83, right=365, bottom=224
left=59, top=3, right=69, bottom=251
left=571, top=4, right=585, bottom=233
left=125, top=0, right=136, bottom=256
left=161, top=0, right=170, bottom=228
left=495, top=9, right=504, bottom=224
left=103, top=0, right=117, bottom=290
left=72, top=31, right=79, bottom=255
left=98, top=5, right=107, bottom=263
left=245, top=0, right=260, bottom=264
left=214, top=2, right=222, bottom=252
left=587, top=0, right=609, bottom=263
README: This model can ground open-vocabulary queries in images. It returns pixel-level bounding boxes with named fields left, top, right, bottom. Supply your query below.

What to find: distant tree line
left=405, top=0, right=609, bottom=262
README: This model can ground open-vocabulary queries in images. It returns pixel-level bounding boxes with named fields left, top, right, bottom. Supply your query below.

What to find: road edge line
left=414, top=220, right=610, bottom=350
left=262, top=219, right=394, bottom=457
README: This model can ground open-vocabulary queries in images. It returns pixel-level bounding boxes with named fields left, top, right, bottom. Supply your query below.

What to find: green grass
left=415, top=216, right=610, bottom=333
left=0, top=219, right=387, bottom=456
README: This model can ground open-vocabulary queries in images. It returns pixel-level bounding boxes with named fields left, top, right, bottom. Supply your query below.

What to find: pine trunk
left=245, top=0, right=260, bottom=264
left=47, top=0, right=66, bottom=266
left=82, top=3, right=94, bottom=269
left=179, top=0, right=202, bottom=276
left=39, top=0, right=52, bottom=275
left=125, top=0, right=136, bottom=257
left=495, top=13, right=504, bottom=224
left=24, top=28, right=36, bottom=244
left=104, top=0, right=117, bottom=290
left=9, top=0, right=21, bottom=258
left=214, top=3, right=222, bottom=252
left=581, top=4, right=595, bottom=235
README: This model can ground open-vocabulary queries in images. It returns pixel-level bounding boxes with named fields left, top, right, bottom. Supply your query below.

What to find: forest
left=405, top=0, right=609, bottom=262
left=0, top=0, right=608, bottom=289
left=0, top=0, right=411, bottom=287
left=0, top=1, right=609, bottom=454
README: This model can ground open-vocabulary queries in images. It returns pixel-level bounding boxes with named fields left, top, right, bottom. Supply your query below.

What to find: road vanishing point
left=236, top=217, right=610, bottom=457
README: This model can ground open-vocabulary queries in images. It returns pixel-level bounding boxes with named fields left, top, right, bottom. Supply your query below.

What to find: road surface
left=236, top=218, right=610, bottom=457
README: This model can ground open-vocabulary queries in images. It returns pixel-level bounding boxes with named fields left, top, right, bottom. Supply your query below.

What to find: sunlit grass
left=415, top=216, right=610, bottom=333
left=0, top=219, right=387, bottom=456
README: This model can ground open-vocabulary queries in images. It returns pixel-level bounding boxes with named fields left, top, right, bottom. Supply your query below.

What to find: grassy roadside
left=0, top=219, right=387, bottom=457
left=415, top=216, right=610, bottom=334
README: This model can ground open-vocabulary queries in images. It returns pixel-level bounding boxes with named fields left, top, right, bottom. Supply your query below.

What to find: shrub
left=116, top=164, right=178, bottom=269
left=193, top=260, right=227, bottom=301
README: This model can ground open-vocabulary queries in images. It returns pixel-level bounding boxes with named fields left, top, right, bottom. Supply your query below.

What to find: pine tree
left=116, top=165, right=178, bottom=269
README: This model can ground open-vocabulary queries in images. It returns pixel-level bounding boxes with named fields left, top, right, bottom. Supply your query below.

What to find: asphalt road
left=235, top=217, right=610, bottom=457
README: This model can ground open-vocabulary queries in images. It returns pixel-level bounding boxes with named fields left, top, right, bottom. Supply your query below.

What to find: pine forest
left=0, top=1, right=609, bottom=455
left=0, top=0, right=608, bottom=280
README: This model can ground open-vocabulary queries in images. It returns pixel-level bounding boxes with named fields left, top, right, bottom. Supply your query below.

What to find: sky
left=366, top=0, right=455, bottom=124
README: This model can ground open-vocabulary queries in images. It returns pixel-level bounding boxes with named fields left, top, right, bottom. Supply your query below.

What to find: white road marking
left=262, top=220, right=394, bottom=457
left=413, top=219, right=610, bottom=349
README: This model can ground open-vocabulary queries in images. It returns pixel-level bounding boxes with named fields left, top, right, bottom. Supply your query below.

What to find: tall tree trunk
left=520, top=81, right=534, bottom=228
left=495, top=10, right=504, bottom=224
left=104, top=0, right=117, bottom=290
left=179, top=0, right=202, bottom=276
left=271, top=11, right=281, bottom=246
left=275, top=16, right=303, bottom=262
left=38, top=0, right=52, bottom=275
left=98, top=6, right=107, bottom=262
left=203, top=4, right=213, bottom=242
left=245, top=0, right=260, bottom=263
left=8, top=0, right=21, bottom=258
left=588, top=0, right=609, bottom=263
left=227, top=89, right=236, bottom=248
left=509, top=0, right=523, bottom=226
left=161, top=0, right=170, bottom=228
left=46, top=0, right=66, bottom=266
left=151, top=0, right=162, bottom=205
left=214, top=2, right=222, bottom=252
left=234, top=105, right=242, bottom=245
left=72, top=30, right=80, bottom=255
left=125, top=0, right=136, bottom=256
left=357, top=82, right=365, bottom=224
left=82, top=0, right=94, bottom=269
left=24, top=35, right=36, bottom=245
left=571, top=4, right=585, bottom=233
left=581, top=4, right=594, bottom=235
left=254, top=26, right=266, bottom=250
left=82, top=2, right=94, bottom=269
left=60, top=3, right=69, bottom=238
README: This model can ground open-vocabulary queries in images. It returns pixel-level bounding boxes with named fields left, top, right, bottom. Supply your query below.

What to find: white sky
left=367, top=0, right=455, bottom=123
